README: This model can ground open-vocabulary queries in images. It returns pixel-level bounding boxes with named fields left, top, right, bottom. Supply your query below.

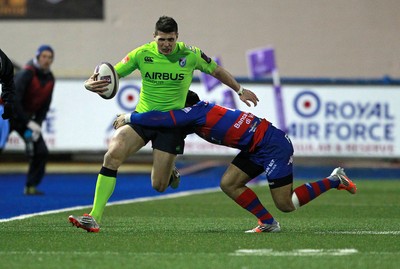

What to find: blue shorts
left=232, top=126, right=294, bottom=188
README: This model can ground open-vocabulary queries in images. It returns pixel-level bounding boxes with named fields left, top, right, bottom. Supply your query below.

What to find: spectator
left=10, top=45, right=55, bottom=195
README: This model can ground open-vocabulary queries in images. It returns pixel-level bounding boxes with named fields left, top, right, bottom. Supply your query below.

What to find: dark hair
left=155, top=16, right=178, bottom=34
left=185, top=90, right=200, bottom=107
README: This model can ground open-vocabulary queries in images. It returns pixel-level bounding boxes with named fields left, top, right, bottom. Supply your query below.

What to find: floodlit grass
left=0, top=180, right=399, bottom=269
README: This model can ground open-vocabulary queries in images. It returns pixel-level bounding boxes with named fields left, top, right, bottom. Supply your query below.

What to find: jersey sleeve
left=192, top=46, right=218, bottom=74
left=114, top=47, right=140, bottom=78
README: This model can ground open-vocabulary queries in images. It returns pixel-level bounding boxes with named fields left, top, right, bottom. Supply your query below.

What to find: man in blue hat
left=10, top=45, right=55, bottom=195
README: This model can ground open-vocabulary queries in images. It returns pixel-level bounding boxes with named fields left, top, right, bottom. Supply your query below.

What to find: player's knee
left=152, top=181, right=168, bottom=193
left=103, top=150, right=123, bottom=170
left=219, top=181, right=228, bottom=192
left=274, top=200, right=296, bottom=213
left=220, top=180, right=234, bottom=194
left=151, top=177, right=169, bottom=193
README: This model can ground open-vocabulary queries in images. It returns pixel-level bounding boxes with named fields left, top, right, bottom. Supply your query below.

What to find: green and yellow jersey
left=115, top=41, right=218, bottom=113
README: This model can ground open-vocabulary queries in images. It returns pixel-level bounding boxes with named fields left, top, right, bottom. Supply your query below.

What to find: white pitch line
left=315, top=231, right=400, bottom=235
left=2, top=250, right=399, bottom=257
left=0, top=187, right=221, bottom=223
left=231, top=249, right=359, bottom=256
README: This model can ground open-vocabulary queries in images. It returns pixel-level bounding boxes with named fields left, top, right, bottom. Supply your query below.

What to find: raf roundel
left=94, top=62, right=119, bottom=100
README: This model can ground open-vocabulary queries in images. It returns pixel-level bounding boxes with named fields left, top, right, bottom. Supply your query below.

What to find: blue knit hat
left=36, top=45, right=54, bottom=58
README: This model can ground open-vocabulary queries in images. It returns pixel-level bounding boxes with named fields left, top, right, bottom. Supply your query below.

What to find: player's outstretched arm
left=237, top=87, right=259, bottom=107
left=114, top=111, right=172, bottom=129
left=211, top=66, right=259, bottom=107
left=113, top=111, right=178, bottom=130
left=113, top=107, right=200, bottom=130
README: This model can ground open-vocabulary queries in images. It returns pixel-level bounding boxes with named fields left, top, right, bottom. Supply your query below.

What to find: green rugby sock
left=89, top=168, right=117, bottom=223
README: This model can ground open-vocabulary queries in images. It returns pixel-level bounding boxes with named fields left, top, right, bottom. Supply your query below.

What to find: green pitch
left=1, top=180, right=399, bottom=269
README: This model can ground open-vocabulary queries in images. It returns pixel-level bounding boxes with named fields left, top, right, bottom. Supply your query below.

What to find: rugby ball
left=94, top=62, right=119, bottom=99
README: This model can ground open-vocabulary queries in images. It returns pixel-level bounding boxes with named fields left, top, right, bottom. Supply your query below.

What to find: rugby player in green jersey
left=69, top=16, right=259, bottom=232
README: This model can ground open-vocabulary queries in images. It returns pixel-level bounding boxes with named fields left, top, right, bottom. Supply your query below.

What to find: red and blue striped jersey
left=130, top=101, right=272, bottom=152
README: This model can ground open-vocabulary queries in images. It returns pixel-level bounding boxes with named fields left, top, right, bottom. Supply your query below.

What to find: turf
left=0, top=180, right=399, bottom=269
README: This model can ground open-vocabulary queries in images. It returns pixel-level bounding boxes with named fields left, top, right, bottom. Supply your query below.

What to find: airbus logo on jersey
left=145, top=72, right=184, bottom=81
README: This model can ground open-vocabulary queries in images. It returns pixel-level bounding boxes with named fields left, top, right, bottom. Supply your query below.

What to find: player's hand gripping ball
left=94, top=62, right=119, bottom=99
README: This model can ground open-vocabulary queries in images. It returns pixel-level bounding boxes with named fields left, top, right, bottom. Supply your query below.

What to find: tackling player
left=112, top=91, right=357, bottom=233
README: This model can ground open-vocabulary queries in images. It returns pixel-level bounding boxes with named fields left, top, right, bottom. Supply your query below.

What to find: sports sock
left=235, top=187, right=274, bottom=225
left=292, top=177, right=339, bottom=208
left=89, top=167, right=117, bottom=223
